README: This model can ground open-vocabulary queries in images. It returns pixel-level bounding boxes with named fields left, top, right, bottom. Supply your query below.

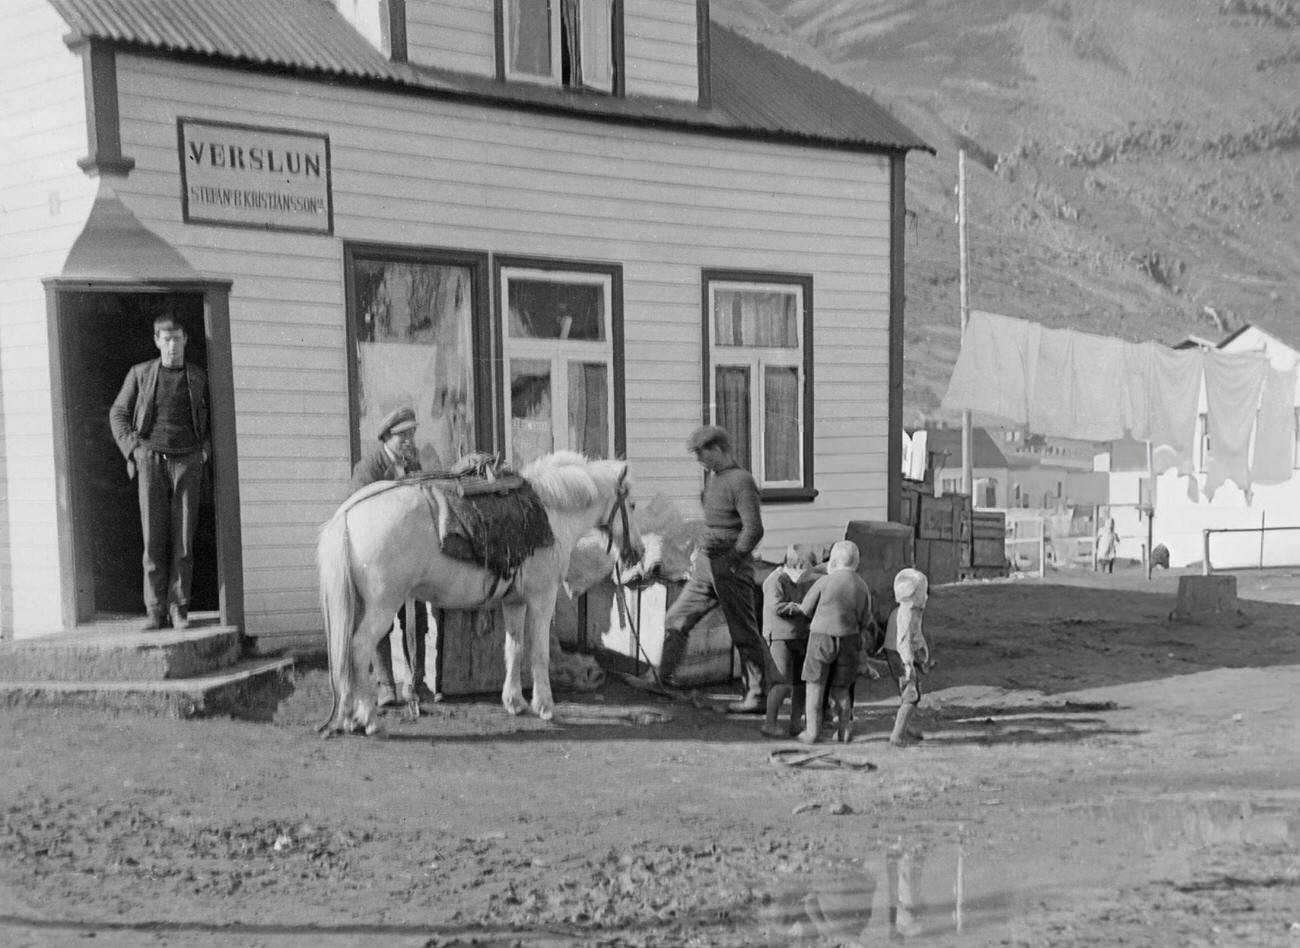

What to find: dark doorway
left=61, top=291, right=219, bottom=619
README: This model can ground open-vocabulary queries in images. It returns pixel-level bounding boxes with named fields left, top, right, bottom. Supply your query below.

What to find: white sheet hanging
left=1251, top=365, right=1297, bottom=486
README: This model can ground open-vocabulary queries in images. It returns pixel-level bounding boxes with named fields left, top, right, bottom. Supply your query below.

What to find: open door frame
left=44, top=278, right=244, bottom=635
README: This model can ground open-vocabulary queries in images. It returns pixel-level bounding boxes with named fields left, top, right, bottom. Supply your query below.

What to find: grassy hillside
left=714, top=0, right=1300, bottom=426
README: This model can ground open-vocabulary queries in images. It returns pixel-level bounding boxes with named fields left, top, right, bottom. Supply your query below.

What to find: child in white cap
left=884, top=568, right=930, bottom=747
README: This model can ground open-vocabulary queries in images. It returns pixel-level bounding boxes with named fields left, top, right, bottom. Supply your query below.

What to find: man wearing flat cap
left=350, top=405, right=433, bottom=708
left=646, top=424, right=767, bottom=712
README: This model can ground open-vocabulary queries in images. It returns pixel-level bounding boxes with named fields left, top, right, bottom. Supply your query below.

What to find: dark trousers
left=660, top=554, right=766, bottom=696
left=137, top=448, right=203, bottom=614
left=374, top=601, right=429, bottom=688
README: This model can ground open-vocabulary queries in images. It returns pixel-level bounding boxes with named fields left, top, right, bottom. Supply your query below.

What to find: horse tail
left=316, top=506, right=358, bottom=734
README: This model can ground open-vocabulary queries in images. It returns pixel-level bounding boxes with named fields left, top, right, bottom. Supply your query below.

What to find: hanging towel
left=1249, top=364, right=1296, bottom=487
left=1202, top=350, right=1268, bottom=500
left=1140, top=344, right=1203, bottom=476
left=1026, top=326, right=1074, bottom=436
left=941, top=311, right=1034, bottom=423
left=1070, top=331, right=1129, bottom=441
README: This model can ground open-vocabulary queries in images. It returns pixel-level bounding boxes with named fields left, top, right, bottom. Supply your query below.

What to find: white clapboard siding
left=405, top=0, right=497, bottom=76
left=0, top=0, right=102, bottom=636
left=106, top=51, right=894, bottom=640
left=625, top=0, right=699, bottom=102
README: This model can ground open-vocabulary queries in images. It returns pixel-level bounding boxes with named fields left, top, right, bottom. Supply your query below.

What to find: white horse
left=317, top=451, right=643, bottom=736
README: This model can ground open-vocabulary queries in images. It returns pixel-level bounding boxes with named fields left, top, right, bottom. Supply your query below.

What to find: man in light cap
left=350, top=406, right=433, bottom=708
left=646, top=424, right=767, bottom=712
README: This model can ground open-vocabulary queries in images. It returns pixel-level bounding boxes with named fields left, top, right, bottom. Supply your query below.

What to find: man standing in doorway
left=109, top=314, right=210, bottom=631
left=648, top=424, right=767, bottom=713
left=350, top=406, right=434, bottom=709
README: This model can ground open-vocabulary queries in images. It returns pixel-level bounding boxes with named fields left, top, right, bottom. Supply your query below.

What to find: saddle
left=406, top=454, right=555, bottom=581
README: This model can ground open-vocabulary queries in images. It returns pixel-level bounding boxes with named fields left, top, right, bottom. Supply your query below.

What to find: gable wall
left=105, top=53, right=890, bottom=643
left=401, top=0, right=701, bottom=101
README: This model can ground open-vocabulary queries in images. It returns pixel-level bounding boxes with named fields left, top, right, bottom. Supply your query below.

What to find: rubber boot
left=789, top=680, right=806, bottom=736
left=761, top=685, right=791, bottom=737
left=642, top=627, right=688, bottom=691
left=890, top=702, right=915, bottom=746
left=797, top=682, right=825, bottom=744
left=830, top=687, right=854, bottom=742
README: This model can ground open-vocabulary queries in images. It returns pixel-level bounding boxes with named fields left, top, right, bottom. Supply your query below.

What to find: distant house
left=1101, top=324, right=1300, bottom=569
left=926, top=427, right=1107, bottom=510
left=0, top=0, right=930, bottom=644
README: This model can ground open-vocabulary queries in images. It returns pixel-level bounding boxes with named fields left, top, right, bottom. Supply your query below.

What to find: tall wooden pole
left=958, top=150, right=972, bottom=496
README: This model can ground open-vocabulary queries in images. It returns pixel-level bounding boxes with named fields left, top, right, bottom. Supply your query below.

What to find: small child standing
left=1096, top=517, right=1119, bottom=574
left=796, top=540, right=873, bottom=744
left=884, top=568, right=930, bottom=747
left=760, top=546, right=819, bottom=738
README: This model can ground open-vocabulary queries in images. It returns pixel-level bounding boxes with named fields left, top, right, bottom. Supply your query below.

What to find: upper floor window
left=501, top=0, right=618, bottom=93
left=703, top=271, right=815, bottom=501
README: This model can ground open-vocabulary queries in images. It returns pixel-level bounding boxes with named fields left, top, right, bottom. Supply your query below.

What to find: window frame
left=701, top=269, right=816, bottom=503
left=495, top=0, right=625, bottom=95
left=342, top=242, right=493, bottom=468
left=493, top=255, right=625, bottom=466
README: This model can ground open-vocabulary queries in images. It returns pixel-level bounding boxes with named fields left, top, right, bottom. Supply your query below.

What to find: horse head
left=599, top=461, right=645, bottom=571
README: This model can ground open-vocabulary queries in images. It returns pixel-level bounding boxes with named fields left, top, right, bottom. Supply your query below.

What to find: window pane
left=579, top=0, right=613, bottom=91
left=507, top=278, right=605, bottom=341
left=715, top=365, right=751, bottom=471
left=510, top=359, right=553, bottom=467
left=764, top=365, right=800, bottom=481
left=508, top=0, right=552, bottom=77
left=568, top=361, right=609, bottom=458
left=355, top=260, right=475, bottom=469
left=713, top=289, right=798, bottom=348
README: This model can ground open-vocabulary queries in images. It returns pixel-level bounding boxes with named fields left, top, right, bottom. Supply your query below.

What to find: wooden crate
left=433, top=606, right=514, bottom=696
left=918, top=493, right=956, bottom=540
left=915, top=537, right=959, bottom=586
left=971, top=511, right=1009, bottom=572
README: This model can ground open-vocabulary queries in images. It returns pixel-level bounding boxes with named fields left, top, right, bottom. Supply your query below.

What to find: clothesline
left=940, top=311, right=1297, bottom=498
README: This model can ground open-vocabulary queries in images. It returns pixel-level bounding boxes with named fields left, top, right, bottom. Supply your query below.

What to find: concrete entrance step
left=0, top=655, right=295, bottom=718
left=0, top=614, right=240, bottom=682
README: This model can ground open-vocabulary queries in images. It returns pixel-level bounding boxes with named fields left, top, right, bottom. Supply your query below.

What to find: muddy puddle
left=750, top=797, right=1294, bottom=946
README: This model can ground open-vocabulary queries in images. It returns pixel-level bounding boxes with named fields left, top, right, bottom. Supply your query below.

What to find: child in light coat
left=884, top=568, right=930, bottom=747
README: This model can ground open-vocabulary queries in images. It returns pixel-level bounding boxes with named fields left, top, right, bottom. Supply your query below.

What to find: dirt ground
left=3, top=565, right=1299, bottom=947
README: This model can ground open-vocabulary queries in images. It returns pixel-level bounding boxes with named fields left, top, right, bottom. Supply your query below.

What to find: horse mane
left=520, top=450, right=621, bottom=512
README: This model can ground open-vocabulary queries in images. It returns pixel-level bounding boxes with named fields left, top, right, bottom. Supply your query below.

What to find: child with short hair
left=885, top=568, right=931, bottom=747
left=759, top=546, right=819, bottom=738
left=796, top=540, right=873, bottom=744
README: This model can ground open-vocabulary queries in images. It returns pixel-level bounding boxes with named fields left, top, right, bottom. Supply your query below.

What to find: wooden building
left=1, top=0, right=929, bottom=649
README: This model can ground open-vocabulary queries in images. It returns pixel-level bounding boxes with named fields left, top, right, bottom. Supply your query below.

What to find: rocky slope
left=715, top=0, right=1300, bottom=425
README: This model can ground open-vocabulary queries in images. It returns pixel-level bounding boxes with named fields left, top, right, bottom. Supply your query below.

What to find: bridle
left=598, top=465, right=637, bottom=565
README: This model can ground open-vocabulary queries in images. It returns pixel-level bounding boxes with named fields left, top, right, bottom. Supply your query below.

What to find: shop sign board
left=178, top=118, right=333, bottom=234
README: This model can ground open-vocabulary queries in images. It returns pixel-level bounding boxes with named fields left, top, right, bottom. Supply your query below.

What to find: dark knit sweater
left=701, top=462, right=764, bottom=557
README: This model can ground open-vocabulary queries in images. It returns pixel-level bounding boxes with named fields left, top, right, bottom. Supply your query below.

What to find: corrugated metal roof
left=47, top=0, right=931, bottom=154
left=48, top=0, right=402, bottom=81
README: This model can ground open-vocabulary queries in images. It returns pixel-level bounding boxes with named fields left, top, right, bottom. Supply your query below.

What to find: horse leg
left=501, top=600, right=530, bottom=716
left=526, top=593, right=560, bottom=721
left=349, top=605, right=397, bottom=735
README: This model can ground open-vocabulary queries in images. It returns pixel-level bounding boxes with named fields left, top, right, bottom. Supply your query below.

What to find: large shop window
left=500, top=265, right=616, bottom=467
left=502, top=0, right=617, bottom=92
left=348, top=247, right=482, bottom=470
left=704, top=273, right=814, bottom=499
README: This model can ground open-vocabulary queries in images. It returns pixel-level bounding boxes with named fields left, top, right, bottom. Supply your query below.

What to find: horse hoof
left=536, top=705, right=554, bottom=722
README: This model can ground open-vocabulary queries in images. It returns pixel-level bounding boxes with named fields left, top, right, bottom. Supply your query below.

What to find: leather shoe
left=725, top=695, right=764, bottom=715
left=376, top=683, right=401, bottom=707
left=169, top=605, right=189, bottom=631
left=140, top=610, right=167, bottom=632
